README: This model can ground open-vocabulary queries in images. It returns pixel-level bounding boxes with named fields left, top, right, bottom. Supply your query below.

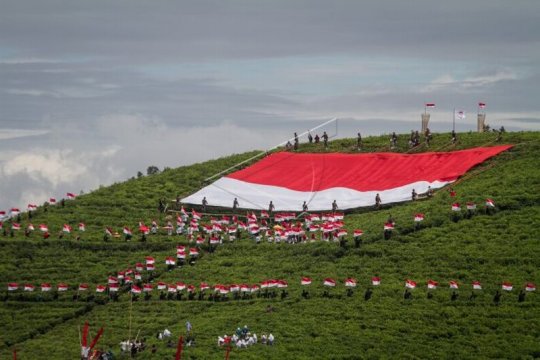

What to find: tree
left=147, top=166, right=160, bottom=175
left=137, top=171, right=144, bottom=178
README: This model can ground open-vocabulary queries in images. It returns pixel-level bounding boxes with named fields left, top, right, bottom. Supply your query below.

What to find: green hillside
left=1, top=131, right=539, bottom=359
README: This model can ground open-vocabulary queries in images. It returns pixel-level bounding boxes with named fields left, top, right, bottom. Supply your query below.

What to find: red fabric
left=226, top=146, right=512, bottom=192
left=82, top=321, right=89, bottom=347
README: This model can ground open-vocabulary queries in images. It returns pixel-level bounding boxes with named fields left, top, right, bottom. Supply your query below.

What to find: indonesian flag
left=131, top=285, right=142, bottom=294
left=181, top=147, right=512, bottom=211
left=353, top=229, right=363, bottom=237
left=78, top=223, right=86, bottom=231
left=177, top=251, right=186, bottom=259
left=466, top=202, right=476, bottom=210
left=165, top=257, right=176, bottom=265
left=345, top=278, right=357, bottom=287
left=10, top=208, right=20, bottom=216
left=143, top=284, right=153, bottom=292
left=425, top=103, right=435, bottom=108
left=157, top=282, right=167, bottom=290
left=176, top=282, right=186, bottom=291
left=189, top=248, right=199, bottom=256
left=117, top=271, right=125, bottom=279
left=323, top=278, right=336, bottom=287
left=78, top=284, right=89, bottom=291
left=146, top=264, right=155, bottom=271
left=472, top=281, right=482, bottom=290
left=66, top=192, right=76, bottom=200
left=27, top=223, right=35, bottom=231
left=308, top=224, right=319, bottom=232
left=212, top=224, right=223, bottom=233
left=134, top=272, right=142, bottom=280
left=167, top=285, right=177, bottom=293
left=96, top=285, right=106, bottom=293
left=210, top=237, right=220, bottom=245
left=135, top=263, right=143, bottom=271
left=191, top=210, right=201, bottom=220
left=49, top=198, right=57, bottom=204
left=336, top=230, right=347, bottom=237
left=277, top=280, right=288, bottom=288
left=247, top=212, right=257, bottom=222
left=104, top=227, right=112, bottom=236
left=414, top=214, right=424, bottom=222
left=24, top=284, right=35, bottom=292
left=12, top=223, right=21, bottom=230
left=8, top=283, right=18, bottom=291
left=525, top=283, right=536, bottom=292
left=145, top=257, right=155, bottom=265
left=220, top=216, right=230, bottom=225
left=63, top=224, right=72, bottom=233
left=108, top=276, right=118, bottom=285
left=187, top=285, right=195, bottom=293
left=485, top=199, right=495, bottom=208
left=478, top=102, right=486, bottom=109
left=250, top=285, right=260, bottom=293
left=449, top=281, right=459, bottom=289
left=427, top=280, right=438, bottom=289
left=123, top=227, right=132, bottom=236
left=109, top=284, right=119, bottom=292
left=502, top=282, right=513, bottom=291
left=41, top=283, right=52, bottom=292
left=27, top=204, right=37, bottom=211
left=57, top=283, right=68, bottom=292
left=139, top=225, right=149, bottom=234
left=383, top=222, right=394, bottom=230
left=240, top=284, right=250, bottom=292
left=451, top=203, right=461, bottom=212
left=180, top=206, right=188, bottom=216
left=230, top=284, right=240, bottom=292
left=0, top=210, right=5, bottom=217
left=371, top=277, right=381, bottom=286
left=268, top=279, right=279, bottom=288
left=260, top=280, right=269, bottom=289
left=200, top=282, right=210, bottom=291
left=405, top=279, right=416, bottom=289
left=218, top=285, right=229, bottom=294
left=301, top=277, right=312, bottom=285
left=261, top=210, right=269, bottom=218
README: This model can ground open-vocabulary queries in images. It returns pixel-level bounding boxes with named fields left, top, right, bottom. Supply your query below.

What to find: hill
left=0, top=131, right=539, bottom=359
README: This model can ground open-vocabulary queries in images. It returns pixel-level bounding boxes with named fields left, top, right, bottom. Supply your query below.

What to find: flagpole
left=453, top=108, right=455, bottom=132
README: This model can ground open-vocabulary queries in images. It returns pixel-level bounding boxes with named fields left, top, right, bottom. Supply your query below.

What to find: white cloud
left=0, top=128, right=50, bottom=140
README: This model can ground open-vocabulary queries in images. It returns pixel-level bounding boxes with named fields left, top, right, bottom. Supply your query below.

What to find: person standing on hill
left=302, top=201, right=308, bottom=212
left=268, top=201, right=275, bottom=214
left=375, top=194, right=382, bottom=208
left=332, top=200, right=338, bottom=212
left=233, top=198, right=239, bottom=211
left=357, top=132, right=362, bottom=150
left=294, top=132, right=299, bottom=150
left=322, top=131, right=329, bottom=147
left=202, top=197, right=208, bottom=212
left=308, top=132, right=313, bottom=144
left=314, top=134, right=320, bottom=143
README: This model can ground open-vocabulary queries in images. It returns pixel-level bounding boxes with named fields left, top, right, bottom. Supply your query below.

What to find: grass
left=0, top=131, right=539, bottom=359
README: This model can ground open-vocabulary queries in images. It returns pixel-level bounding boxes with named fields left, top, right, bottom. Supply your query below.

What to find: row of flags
left=424, top=103, right=486, bottom=111
left=6, top=278, right=535, bottom=293
left=0, top=193, right=77, bottom=220
left=451, top=199, right=495, bottom=212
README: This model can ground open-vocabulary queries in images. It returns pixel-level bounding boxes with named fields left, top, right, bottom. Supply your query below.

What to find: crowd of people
left=217, top=325, right=275, bottom=349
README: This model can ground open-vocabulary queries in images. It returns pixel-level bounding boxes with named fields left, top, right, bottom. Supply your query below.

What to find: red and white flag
left=134, top=272, right=142, bottom=280
left=353, top=229, right=363, bottom=237
left=135, top=263, right=144, bottom=271
left=78, top=223, right=86, bottom=231
left=472, top=281, right=482, bottom=290
left=371, top=277, right=381, bottom=286
left=189, top=248, right=199, bottom=256
left=456, top=110, right=466, bottom=120
left=240, top=284, right=250, bottom=292
left=145, top=257, right=155, bottom=265
left=27, top=204, right=37, bottom=211
left=277, top=280, right=288, bottom=288
left=8, top=283, right=18, bottom=291
left=323, top=278, right=336, bottom=287
left=165, top=257, right=176, bottom=265
left=177, top=251, right=186, bottom=259
left=104, top=227, right=112, bottom=236
left=449, top=281, right=459, bottom=289
left=167, top=284, right=177, bottom=293
left=41, top=283, right=52, bottom=292
left=139, top=225, right=149, bottom=234
left=108, top=276, right=118, bottom=285
left=200, top=282, right=210, bottom=291
left=485, top=199, right=495, bottom=208
left=181, top=147, right=512, bottom=211
left=260, top=210, right=269, bottom=218
left=187, top=285, right=196, bottom=293
left=525, top=283, right=536, bottom=292
left=414, top=214, right=424, bottom=222
left=176, top=282, right=186, bottom=291
left=131, top=285, right=142, bottom=294
left=24, top=284, right=35, bottom=292
left=123, top=227, right=132, bottom=236
left=10, top=208, right=20, bottom=216
left=345, top=278, right=357, bottom=287
left=146, top=264, right=155, bottom=271
left=143, top=284, right=153, bottom=292
left=301, top=277, right=312, bottom=286
left=63, top=224, right=72, bottom=233
left=191, top=210, right=201, bottom=220
left=78, top=284, right=89, bottom=291
left=27, top=224, right=35, bottom=231
left=57, top=283, right=69, bottom=292
left=425, top=103, right=436, bottom=108
left=96, top=285, right=106, bottom=293
left=427, top=280, right=438, bottom=289
left=478, top=102, right=486, bottom=109
left=109, top=284, right=120, bottom=292
left=49, top=198, right=57, bottom=204
left=405, top=279, right=416, bottom=289
left=466, top=202, right=476, bottom=210
left=66, top=192, right=76, bottom=200
left=230, top=284, right=241, bottom=292
left=157, top=282, right=167, bottom=290
left=451, top=203, right=461, bottom=212
left=337, top=230, right=347, bottom=237
left=12, top=223, right=21, bottom=230
left=384, top=222, right=394, bottom=230
left=250, top=285, right=260, bottom=293
left=502, top=282, right=513, bottom=291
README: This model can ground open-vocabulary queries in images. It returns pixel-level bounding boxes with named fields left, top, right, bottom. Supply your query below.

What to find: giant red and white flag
left=181, top=147, right=511, bottom=211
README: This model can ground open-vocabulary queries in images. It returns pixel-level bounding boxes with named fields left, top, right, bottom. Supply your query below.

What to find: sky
left=1, top=0, right=539, bottom=209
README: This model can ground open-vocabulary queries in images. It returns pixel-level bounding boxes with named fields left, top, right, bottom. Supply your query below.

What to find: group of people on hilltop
left=287, top=131, right=329, bottom=150
left=217, top=325, right=275, bottom=349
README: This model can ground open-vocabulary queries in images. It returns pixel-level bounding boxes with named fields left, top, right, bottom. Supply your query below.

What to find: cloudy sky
left=1, top=0, right=539, bottom=209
